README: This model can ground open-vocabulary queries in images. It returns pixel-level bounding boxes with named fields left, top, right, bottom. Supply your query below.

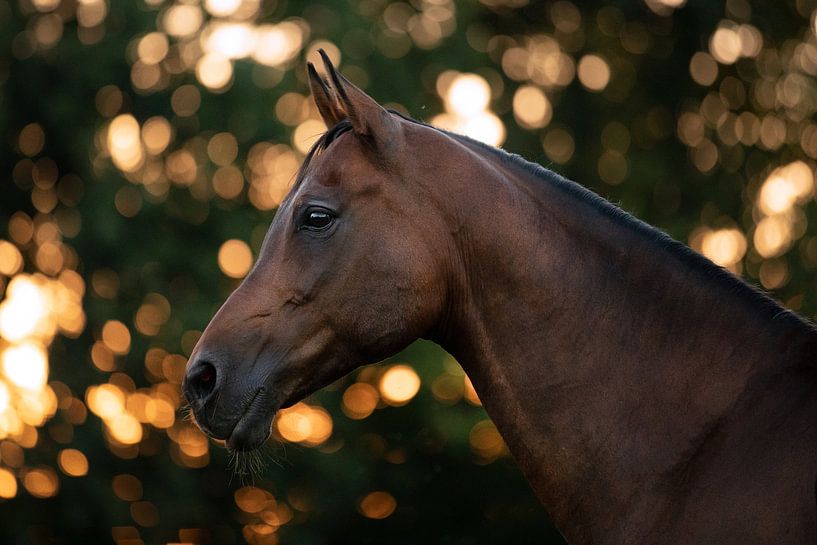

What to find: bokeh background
left=2, top=0, right=817, bottom=543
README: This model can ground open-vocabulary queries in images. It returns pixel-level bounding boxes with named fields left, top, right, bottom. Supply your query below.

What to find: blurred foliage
left=2, top=0, right=817, bottom=544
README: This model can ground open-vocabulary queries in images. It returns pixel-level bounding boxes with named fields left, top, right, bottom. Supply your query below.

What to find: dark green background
left=2, top=0, right=816, bottom=543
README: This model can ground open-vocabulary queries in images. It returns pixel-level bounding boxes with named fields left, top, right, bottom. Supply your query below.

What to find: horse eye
left=301, top=208, right=334, bottom=231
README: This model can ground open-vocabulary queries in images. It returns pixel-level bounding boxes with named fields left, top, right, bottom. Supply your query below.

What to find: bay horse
left=183, top=52, right=817, bottom=544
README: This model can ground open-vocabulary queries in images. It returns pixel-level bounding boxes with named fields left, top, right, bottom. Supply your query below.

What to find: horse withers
left=183, top=52, right=817, bottom=544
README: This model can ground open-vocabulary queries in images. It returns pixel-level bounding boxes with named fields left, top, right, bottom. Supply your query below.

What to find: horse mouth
left=226, top=388, right=273, bottom=451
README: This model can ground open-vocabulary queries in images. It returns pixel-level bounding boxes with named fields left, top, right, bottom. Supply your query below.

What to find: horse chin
left=225, top=390, right=275, bottom=451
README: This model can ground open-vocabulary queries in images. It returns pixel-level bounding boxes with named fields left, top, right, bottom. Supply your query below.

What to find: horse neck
left=428, top=143, right=817, bottom=542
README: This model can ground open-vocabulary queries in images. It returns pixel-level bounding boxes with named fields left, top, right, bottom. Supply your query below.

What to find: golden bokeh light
left=446, top=74, right=491, bottom=117
left=217, top=239, right=253, bottom=278
left=235, top=486, right=272, bottom=513
left=32, top=0, right=60, bottom=13
left=358, top=491, right=397, bottom=519
left=693, top=228, right=747, bottom=271
left=0, top=240, right=24, bottom=277
left=112, top=473, right=143, bottom=501
left=0, top=467, right=17, bottom=499
left=759, top=259, right=789, bottom=290
left=253, top=22, right=305, bottom=67
left=207, top=132, right=239, bottom=166
left=141, top=117, right=173, bottom=155
left=162, top=4, right=204, bottom=38
left=293, top=119, right=327, bottom=154
left=689, top=52, right=718, bottom=86
left=275, top=403, right=333, bottom=446
left=757, top=161, right=814, bottom=216
left=203, top=22, right=257, bottom=60
left=0, top=275, right=49, bottom=343
left=597, top=150, right=628, bottom=185
left=101, top=320, right=131, bottom=355
left=542, top=127, right=575, bottom=164
left=23, top=467, right=59, bottom=498
left=709, top=22, right=763, bottom=65
left=205, top=0, right=243, bottom=17
left=0, top=381, right=9, bottom=413
left=86, top=384, right=126, bottom=420
left=171, top=85, right=201, bottom=117
left=107, top=114, right=144, bottom=173
left=470, top=420, right=507, bottom=462
left=107, top=412, right=143, bottom=445
left=18, top=123, right=45, bottom=157
left=577, top=54, right=611, bottom=92
left=341, top=382, right=379, bottom=420
left=213, top=165, right=245, bottom=199
left=431, top=376, right=461, bottom=404
left=137, top=32, right=169, bottom=65
left=0, top=267, right=82, bottom=448
left=2, top=342, right=48, bottom=391
left=246, top=142, right=299, bottom=209
left=378, top=365, right=421, bottom=406
left=432, top=72, right=505, bottom=146
left=513, top=85, right=552, bottom=129
left=463, top=375, right=481, bottom=406
left=131, top=500, right=160, bottom=527
left=754, top=215, right=793, bottom=258
left=196, top=53, right=234, bottom=91
left=750, top=161, right=815, bottom=261
left=57, top=448, right=89, bottom=477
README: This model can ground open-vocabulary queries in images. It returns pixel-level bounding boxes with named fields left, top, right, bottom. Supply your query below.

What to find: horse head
left=182, top=52, right=454, bottom=450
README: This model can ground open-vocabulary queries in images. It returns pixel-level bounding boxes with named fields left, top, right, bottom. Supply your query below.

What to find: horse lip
left=226, top=387, right=270, bottom=450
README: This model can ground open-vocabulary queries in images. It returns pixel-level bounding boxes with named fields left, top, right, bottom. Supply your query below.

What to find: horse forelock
left=291, top=118, right=354, bottom=193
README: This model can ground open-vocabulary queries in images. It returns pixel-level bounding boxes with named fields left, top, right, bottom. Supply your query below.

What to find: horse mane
left=294, top=111, right=811, bottom=331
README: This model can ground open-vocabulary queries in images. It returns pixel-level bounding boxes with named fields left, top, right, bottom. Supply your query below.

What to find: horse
left=183, top=51, right=817, bottom=544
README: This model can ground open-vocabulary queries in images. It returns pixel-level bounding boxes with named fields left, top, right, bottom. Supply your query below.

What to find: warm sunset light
left=0, top=381, right=9, bottom=413
left=23, top=467, right=59, bottom=498
left=101, top=320, right=131, bottom=355
left=700, top=228, right=747, bottom=269
left=4, top=1, right=817, bottom=541
left=217, top=239, right=253, bottom=278
left=447, top=74, right=491, bottom=117
left=2, top=342, right=48, bottom=391
left=513, top=85, right=552, bottom=129
left=86, top=384, right=126, bottom=420
left=141, top=117, right=172, bottom=155
left=0, top=468, right=17, bottom=499
left=757, top=161, right=813, bottom=216
left=342, top=382, right=379, bottom=420
left=107, top=114, right=144, bottom=172
left=470, top=420, right=507, bottom=462
left=0, top=275, right=48, bottom=342
left=0, top=240, right=23, bottom=276
left=432, top=72, right=506, bottom=146
left=359, top=491, right=397, bottom=519
left=577, top=54, right=611, bottom=91
left=378, top=365, right=421, bottom=406
left=275, top=403, right=333, bottom=447
left=58, top=448, right=89, bottom=477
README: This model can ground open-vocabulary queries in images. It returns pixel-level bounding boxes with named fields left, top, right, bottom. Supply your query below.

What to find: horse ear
left=307, top=62, right=346, bottom=129
left=318, top=49, right=403, bottom=152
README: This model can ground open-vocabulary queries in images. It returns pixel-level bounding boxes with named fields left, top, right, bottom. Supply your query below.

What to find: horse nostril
left=186, top=360, right=218, bottom=404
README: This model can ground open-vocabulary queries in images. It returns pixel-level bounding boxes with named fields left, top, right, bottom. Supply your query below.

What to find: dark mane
left=295, top=111, right=811, bottom=330
left=437, top=121, right=812, bottom=329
